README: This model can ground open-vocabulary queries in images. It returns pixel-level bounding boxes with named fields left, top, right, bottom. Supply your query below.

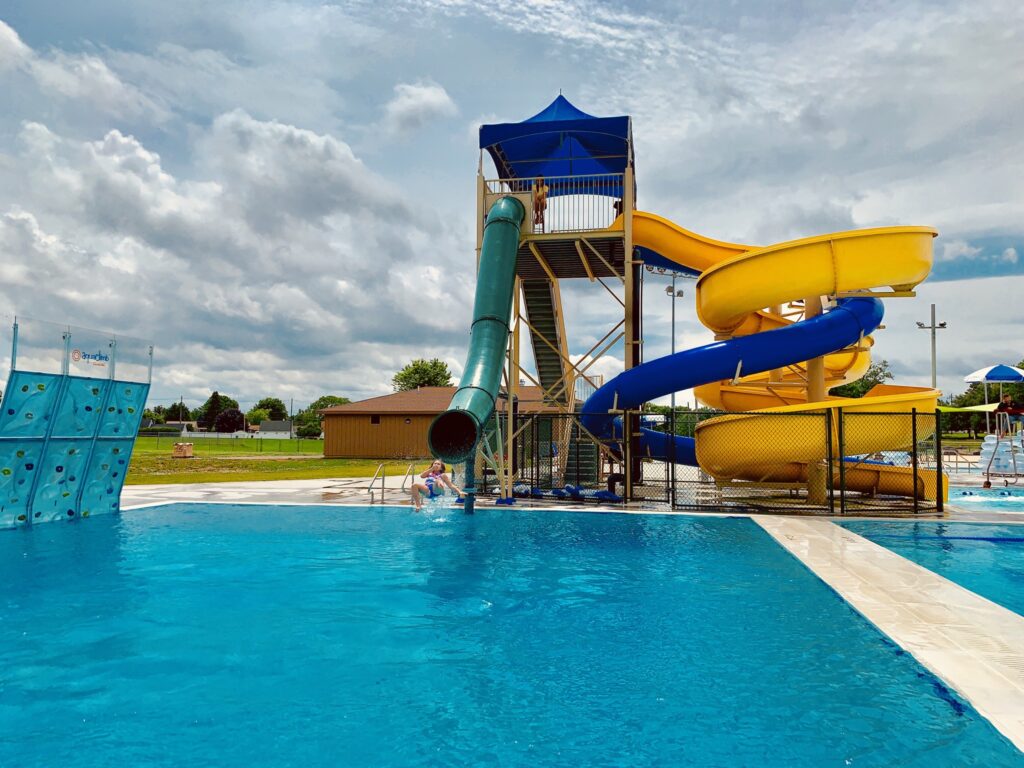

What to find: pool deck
left=757, top=516, right=1024, bottom=752
left=121, top=478, right=1024, bottom=751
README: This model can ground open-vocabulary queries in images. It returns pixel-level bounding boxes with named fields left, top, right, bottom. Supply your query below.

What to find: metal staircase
left=521, top=280, right=569, bottom=406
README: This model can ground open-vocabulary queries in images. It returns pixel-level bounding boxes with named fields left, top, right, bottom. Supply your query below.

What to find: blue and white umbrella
left=964, top=364, right=1024, bottom=383
left=964, top=364, right=1024, bottom=432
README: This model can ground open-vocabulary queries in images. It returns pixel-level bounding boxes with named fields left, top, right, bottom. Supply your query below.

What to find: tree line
left=144, top=394, right=351, bottom=437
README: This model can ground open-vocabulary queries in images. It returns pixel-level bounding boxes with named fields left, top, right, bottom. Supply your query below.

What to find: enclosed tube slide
left=428, top=196, right=525, bottom=463
left=579, top=297, right=885, bottom=465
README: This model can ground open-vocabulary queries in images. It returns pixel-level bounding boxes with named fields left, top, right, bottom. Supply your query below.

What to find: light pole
left=915, top=303, right=947, bottom=389
left=665, top=279, right=685, bottom=411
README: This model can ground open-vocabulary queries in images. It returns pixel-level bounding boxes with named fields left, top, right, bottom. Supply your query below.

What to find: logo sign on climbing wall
left=71, top=348, right=109, bottom=367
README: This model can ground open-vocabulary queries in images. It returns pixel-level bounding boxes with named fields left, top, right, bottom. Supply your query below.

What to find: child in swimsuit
left=411, top=459, right=465, bottom=511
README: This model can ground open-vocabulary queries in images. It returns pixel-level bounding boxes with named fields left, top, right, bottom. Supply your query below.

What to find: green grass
left=127, top=436, right=422, bottom=484
left=134, top=435, right=325, bottom=455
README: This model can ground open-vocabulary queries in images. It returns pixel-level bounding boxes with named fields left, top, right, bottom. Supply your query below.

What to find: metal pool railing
left=485, top=174, right=625, bottom=234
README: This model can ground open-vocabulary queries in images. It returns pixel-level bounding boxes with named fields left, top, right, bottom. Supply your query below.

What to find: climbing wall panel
left=0, top=370, right=149, bottom=528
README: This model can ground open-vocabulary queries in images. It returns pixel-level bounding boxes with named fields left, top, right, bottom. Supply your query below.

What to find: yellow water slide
left=625, top=211, right=946, bottom=501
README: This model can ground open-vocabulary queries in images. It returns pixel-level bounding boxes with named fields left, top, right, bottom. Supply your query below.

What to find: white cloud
left=0, top=113, right=475, bottom=405
left=939, top=240, right=983, bottom=262
left=0, top=20, right=165, bottom=121
left=0, top=19, right=32, bottom=72
left=382, top=81, right=457, bottom=135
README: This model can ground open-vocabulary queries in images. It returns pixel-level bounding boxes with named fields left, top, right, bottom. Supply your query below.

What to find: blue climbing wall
left=0, top=370, right=148, bottom=527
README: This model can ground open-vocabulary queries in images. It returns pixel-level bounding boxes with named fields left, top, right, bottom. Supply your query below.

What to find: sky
left=0, top=0, right=1022, bottom=411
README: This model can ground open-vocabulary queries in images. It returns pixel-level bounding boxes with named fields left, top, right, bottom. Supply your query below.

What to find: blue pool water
left=951, top=485, right=1024, bottom=514
left=1, top=504, right=1021, bottom=767
left=842, top=519, right=1024, bottom=617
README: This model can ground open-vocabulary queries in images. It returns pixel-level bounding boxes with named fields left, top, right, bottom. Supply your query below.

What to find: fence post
left=623, top=411, right=632, bottom=502
left=837, top=408, right=846, bottom=516
left=911, top=408, right=919, bottom=515
left=825, top=410, right=835, bottom=515
left=669, top=408, right=676, bottom=507
left=532, top=415, right=538, bottom=492
left=934, top=409, right=944, bottom=515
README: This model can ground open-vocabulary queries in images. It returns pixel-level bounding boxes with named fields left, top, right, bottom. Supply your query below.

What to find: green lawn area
left=127, top=436, right=422, bottom=484
left=134, top=435, right=325, bottom=455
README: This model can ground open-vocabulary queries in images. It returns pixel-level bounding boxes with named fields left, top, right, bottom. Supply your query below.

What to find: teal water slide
left=428, top=196, right=524, bottom=511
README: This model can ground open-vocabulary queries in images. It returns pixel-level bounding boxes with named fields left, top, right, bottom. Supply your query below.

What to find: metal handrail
left=325, top=463, right=387, bottom=502
left=368, top=463, right=386, bottom=503
left=399, top=463, right=416, bottom=492
left=484, top=173, right=625, bottom=234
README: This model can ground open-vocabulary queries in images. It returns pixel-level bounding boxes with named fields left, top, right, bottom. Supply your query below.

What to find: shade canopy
left=964, top=364, right=1024, bottom=383
left=479, top=95, right=632, bottom=196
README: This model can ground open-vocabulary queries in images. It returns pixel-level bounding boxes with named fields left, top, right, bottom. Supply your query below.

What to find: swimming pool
left=841, top=519, right=1024, bottom=617
left=951, top=485, right=1024, bottom=514
left=2, top=504, right=1021, bottom=766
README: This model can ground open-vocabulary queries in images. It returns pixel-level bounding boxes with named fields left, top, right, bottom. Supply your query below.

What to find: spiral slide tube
left=580, top=297, right=884, bottom=465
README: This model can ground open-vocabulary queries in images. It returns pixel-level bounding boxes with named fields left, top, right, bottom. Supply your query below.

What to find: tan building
left=321, top=386, right=555, bottom=459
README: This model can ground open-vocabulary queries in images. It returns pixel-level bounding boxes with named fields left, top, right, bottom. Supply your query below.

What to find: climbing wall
left=0, top=370, right=149, bottom=527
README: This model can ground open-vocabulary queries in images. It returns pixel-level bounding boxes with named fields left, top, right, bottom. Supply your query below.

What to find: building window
left=370, top=415, right=381, bottom=425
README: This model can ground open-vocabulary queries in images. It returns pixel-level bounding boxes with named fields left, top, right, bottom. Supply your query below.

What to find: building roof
left=321, top=386, right=561, bottom=416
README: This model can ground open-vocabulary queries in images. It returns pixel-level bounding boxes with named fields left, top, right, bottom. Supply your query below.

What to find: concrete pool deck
left=121, top=479, right=1024, bottom=751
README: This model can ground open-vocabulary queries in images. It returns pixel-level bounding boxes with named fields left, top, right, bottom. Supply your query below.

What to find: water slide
left=582, top=212, right=946, bottom=500
left=429, top=197, right=525, bottom=470
left=429, top=197, right=945, bottom=504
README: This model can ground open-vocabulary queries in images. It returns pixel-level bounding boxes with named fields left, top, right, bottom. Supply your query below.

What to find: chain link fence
left=478, top=409, right=945, bottom=516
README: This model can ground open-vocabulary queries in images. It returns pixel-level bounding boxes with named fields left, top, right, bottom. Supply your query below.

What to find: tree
left=246, top=407, right=270, bottom=425
left=830, top=360, right=894, bottom=399
left=392, top=358, right=452, bottom=391
left=215, top=407, right=245, bottom=433
left=254, top=397, right=288, bottom=420
left=196, top=391, right=239, bottom=429
left=292, top=394, right=349, bottom=438
left=306, top=394, right=350, bottom=412
left=164, top=401, right=191, bottom=421
left=142, top=409, right=165, bottom=424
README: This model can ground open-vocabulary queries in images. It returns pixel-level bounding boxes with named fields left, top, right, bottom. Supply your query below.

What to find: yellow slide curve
left=619, top=211, right=947, bottom=502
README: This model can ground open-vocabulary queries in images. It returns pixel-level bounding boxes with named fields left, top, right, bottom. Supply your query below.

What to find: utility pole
left=916, top=303, right=947, bottom=389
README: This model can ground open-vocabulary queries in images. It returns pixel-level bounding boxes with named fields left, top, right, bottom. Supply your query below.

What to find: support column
left=769, top=304, right=783, bottom=382
left=505, top=278, right=521, bottom=501
left=622, top=166, right=641, bottom=499
left=804, top=295, right=828, bottom=505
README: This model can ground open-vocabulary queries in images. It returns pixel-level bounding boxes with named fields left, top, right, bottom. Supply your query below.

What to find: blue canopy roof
left=479, top=95, right=632, bottom=196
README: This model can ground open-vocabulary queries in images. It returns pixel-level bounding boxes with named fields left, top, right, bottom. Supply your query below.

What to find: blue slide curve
left=580, top=298, right=885, bottom=464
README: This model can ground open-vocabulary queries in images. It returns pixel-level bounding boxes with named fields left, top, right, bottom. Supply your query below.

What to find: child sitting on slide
left=411, top=459, right=464, bottom=511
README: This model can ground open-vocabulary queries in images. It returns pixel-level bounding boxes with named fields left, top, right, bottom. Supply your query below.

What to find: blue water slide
left=580, top=298, right=885, bottom=465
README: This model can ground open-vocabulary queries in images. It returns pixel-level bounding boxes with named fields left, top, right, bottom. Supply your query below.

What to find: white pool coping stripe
left=755, top=516, right=1024, bottom=752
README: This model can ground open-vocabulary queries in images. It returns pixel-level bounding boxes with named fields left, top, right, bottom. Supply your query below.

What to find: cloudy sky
left=0, top=1, right=1022, bottom=411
